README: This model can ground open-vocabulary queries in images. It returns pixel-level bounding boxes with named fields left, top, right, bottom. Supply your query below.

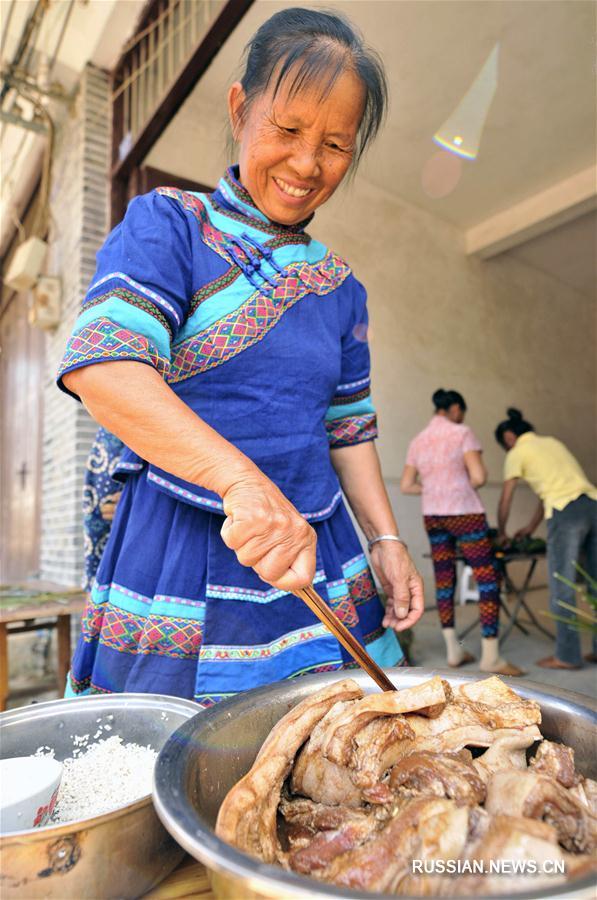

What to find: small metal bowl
left=153, top=669, right=597, bottom=900
left=1, top=693, right=201, bottom=899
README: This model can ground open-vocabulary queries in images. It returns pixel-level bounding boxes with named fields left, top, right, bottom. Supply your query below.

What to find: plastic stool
left=459, top=564, right=480, bottom=605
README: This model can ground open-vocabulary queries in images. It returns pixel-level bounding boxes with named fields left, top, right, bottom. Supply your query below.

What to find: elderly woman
left=58, top=8, right=423, bottom=705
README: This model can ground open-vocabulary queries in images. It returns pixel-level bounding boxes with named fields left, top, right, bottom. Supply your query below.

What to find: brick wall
left=40, top=65, right=111, bottom=586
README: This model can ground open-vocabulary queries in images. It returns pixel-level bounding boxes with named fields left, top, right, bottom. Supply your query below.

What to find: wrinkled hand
left=514, top=525, right=533, bottom=540
left=220, top=475, right=316, bottom=592
left=370, top=541, right=425, bottom=632
left=496, top=531, right=510, bottom=547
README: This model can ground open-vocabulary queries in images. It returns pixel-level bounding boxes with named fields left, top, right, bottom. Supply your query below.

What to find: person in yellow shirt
left=495, top=408, right=597, bottom=670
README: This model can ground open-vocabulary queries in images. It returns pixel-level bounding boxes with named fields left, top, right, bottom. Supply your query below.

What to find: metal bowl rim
left=153, top=669, right=597, bottom=900
left=0, top=691, right=202, bottom=725
left=1, top=692, right=202, bottom=841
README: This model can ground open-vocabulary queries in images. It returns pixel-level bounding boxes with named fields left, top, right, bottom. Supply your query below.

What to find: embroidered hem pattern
left=79, top=559, right=379, bottom=661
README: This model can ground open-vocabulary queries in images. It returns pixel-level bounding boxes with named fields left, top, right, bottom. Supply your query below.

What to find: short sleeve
left=405, top=438, right=418, bottom=468
left=57, top=191, right=193, bottom=397
left=504, top=445, right=523, bottom=481
left=462, top=426, right=482, bottom=454
left=325, top=276, right=377, bottom=448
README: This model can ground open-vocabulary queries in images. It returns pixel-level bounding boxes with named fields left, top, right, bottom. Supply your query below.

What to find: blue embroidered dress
left=58, top=167, right=404, bottom=706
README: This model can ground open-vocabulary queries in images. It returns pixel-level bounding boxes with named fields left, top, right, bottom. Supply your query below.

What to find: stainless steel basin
left=1, top=693, right=201, bottom=898
left=153, top=669, right=597, bottom=900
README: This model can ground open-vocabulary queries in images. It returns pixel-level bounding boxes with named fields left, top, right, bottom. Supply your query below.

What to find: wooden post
left=0, top=622, right=8, bottom=711
left=56, top=615, right=71, bottom=695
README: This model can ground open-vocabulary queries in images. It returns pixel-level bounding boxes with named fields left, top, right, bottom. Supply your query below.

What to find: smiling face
left=228, top=67, right=365, bottom=225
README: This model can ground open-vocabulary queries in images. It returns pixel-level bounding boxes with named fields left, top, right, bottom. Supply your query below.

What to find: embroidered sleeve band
left=330, top=385, right=371, bottom=405
left=83, top=287, right=174, bottom=339
left=58, top=317, right=170, bottom=387
left=331, top=376, right=371, bottom=404
left=326, top=392, right=375, bottom=421
left=76, top=289, right=173, bottom=362
left=326, top=412, right=378, bottom=447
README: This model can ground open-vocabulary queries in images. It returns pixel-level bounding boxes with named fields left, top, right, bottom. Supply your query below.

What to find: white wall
left=310, top=175, right=596, bottom=582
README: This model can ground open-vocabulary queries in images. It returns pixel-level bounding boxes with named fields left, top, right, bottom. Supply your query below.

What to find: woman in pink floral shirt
left=401, top=389, right=522, bottom=676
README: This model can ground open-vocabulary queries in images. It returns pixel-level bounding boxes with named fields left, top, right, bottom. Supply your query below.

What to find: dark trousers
left=547, top=494, right=597, bottom=665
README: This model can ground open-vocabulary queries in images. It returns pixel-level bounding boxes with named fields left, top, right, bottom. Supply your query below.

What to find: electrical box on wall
left=29, top=276, right=62, bottom=330
left=3, top=236, right=48, bottom=292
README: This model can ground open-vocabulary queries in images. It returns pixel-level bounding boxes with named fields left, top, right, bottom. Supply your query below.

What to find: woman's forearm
left=331, top=442, right=424, bottom=629
left=402, top=484, right=422, bottom=495
left=497, top=495, right=510, bottom=534
left=400, top=464, right=422, bottom=495
left=330, top=441, right=400, bottom=540
left=464, top=450, right=487, bottom=489
left=497, top=478, right=518, bottom=534
left=63, top=361, right=260, bottom=497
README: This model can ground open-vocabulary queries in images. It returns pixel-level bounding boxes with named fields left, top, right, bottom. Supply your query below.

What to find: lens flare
left=421, top=151, right=463, bottom=199
left=433, top=43, right=499, bottom=161
left=352, top=323, right=370, bottom=343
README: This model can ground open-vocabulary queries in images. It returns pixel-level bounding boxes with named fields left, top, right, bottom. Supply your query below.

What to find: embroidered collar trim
left=212, top=166, right=313, bottom=237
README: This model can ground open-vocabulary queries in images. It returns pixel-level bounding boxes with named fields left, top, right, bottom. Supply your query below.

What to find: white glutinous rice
left=49, top=735, right=157, bottom=824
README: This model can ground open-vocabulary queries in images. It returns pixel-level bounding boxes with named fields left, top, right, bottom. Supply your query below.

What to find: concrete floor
left=409, top=585, right=596, bottom=699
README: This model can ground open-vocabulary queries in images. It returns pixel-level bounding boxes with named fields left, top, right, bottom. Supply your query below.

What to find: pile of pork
left=216, top=676, right=597, bottom=895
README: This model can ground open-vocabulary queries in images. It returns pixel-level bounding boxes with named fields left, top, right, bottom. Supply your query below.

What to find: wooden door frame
left=0, top=180, right=45, bottom=583
left=128, top=164, right=212, bottom=200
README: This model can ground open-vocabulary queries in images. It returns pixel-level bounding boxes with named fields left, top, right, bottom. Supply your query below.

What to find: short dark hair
left=494, top=408, right=534, bottom=448
left=432, top=388, right=467, bottom=413
left=237, top=7, right=388, bottom=166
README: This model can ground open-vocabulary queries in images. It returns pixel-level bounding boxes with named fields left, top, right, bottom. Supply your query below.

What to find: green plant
left=547, top=562, right=597, bottom=635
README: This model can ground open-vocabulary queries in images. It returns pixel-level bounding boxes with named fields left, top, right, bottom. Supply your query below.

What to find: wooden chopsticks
left=294, top=584, right=397, bottom=692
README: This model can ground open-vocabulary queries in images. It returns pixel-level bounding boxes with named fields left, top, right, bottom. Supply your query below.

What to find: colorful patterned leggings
left=424, top=513, right=501, bottom=638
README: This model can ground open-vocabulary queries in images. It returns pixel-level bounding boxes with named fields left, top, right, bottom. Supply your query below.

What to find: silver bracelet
left=367, top=534, right=407, bottom=552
